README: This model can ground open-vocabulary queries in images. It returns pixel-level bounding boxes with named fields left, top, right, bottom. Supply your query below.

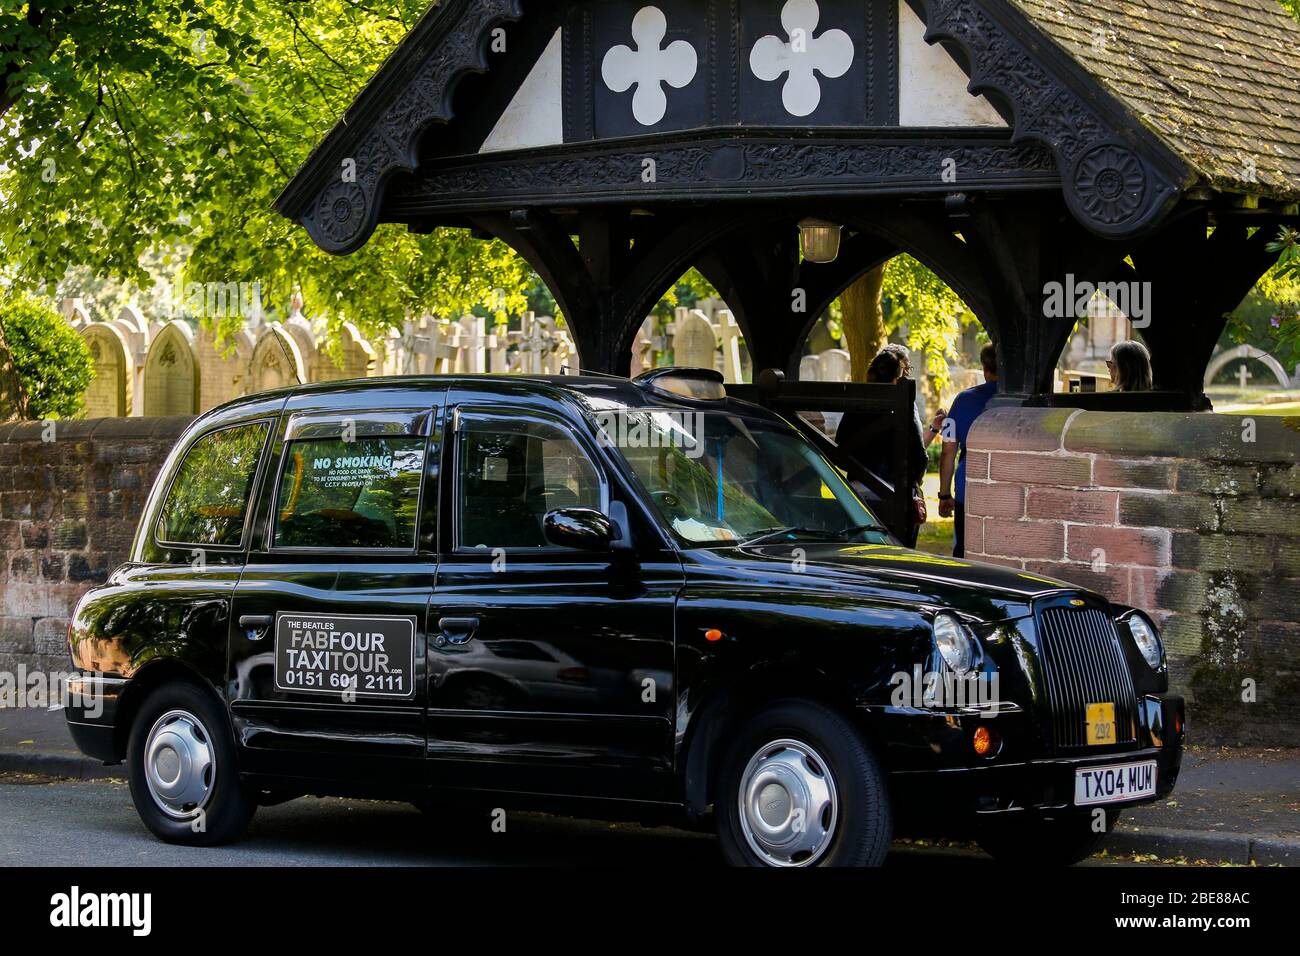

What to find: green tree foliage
left=650, top=268, right=719, bottom=319
left=0, top=1, right=529, bottom=348
left=1252, top=226, right=1300, bottom=366
left=882, top=255, right=975, bottom=388
left=831, top=254, right=976, bottom=398
left=0, top=293, right=93, bottom=418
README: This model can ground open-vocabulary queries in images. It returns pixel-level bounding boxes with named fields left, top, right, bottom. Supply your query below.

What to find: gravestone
left=488, top=321, right=510, bottom=373
left=513, top=312, right=548, bottom=374
left=382, top=316, right=440, bottom=376
left=547, top=326, right=577, bottom=374
left=456, top=316, right=488, bottom=374
left=142, top=321, right=200, bottom=416
left=250, top=325, right=307, bottom=393
left=815, top=348, right=852, bottom=383
left=113, top=306, right=151, bottom=413
left=673, top=310, right=717, bottom=371
left=283, top=313, right=319, bottom=376
left=716, top=310, right=744, bottom=383
left=80, top=323, right=135, bottom=418
left=430, top=320, right=464, bottom=374
left=62, top=298, right=90, bottom=328
left=311, top=322, right=377, bottom=382
left=196, top=323, right=254, bottom=410
left=630, top=318, right=655, bottom=375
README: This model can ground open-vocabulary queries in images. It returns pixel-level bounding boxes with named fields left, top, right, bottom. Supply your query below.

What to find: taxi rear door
left=227, top=389, right=445, bottom=786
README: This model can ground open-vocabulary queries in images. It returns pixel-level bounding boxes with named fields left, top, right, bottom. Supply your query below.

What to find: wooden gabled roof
left=277, top=0, right=1300, bottom=256
left=1010, top=0, right=1300, bottom=200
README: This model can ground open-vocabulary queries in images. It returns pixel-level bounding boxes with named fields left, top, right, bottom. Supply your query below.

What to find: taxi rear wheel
left=127, top=682, right=255, bottom=846
left=715, top=699, right=892, bottom=867
left=975, top=807, right=1120, bottom=865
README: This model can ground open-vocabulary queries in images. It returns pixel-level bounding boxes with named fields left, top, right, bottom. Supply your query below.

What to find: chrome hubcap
left=143, top=709, right=215, bottom=819
left=738, top=738, right=838, bottom=866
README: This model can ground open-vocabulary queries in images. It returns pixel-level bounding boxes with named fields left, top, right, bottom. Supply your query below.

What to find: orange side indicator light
left=973, top=725, right=1000, bottom=757
left=704, top=628, right=724, bottom=643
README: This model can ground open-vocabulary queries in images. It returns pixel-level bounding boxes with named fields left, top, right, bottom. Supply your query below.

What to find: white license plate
left=1074, top=760, right=1157, bottom=806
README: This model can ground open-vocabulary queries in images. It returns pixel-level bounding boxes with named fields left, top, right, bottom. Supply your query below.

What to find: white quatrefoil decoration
left=601, top=6, right=698, bottom=127
left=750, top=0, right=854, bottom=117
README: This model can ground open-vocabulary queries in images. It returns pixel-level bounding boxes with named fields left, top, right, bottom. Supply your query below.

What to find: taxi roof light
left=633, top=367, right=727, bottom=402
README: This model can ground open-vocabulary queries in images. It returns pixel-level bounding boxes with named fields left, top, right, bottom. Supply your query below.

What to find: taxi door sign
left=1085, top=702, right=1117, bottom=746
left=274, top=612, right=415, bottom=699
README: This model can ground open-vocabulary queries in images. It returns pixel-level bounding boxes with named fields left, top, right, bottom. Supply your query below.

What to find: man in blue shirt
left=938, top=343, right=998, bottom=557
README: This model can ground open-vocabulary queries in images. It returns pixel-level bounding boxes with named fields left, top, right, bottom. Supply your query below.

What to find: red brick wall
left=967, top=408, right=1300, bottom=745
left=0, top=417, right=194, bottom=676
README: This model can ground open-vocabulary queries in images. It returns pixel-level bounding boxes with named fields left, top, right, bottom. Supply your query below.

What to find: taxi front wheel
left=716, top=700, right=892, bottom=867
left=976, top=807, right=1121, bottom=865
left=126, top=682, right=256, bottom=846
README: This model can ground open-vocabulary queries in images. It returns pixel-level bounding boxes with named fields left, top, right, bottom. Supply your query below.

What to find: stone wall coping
left=0, top=415, right=196, bottom=444
left=970, top=407, right=1300, bottom=465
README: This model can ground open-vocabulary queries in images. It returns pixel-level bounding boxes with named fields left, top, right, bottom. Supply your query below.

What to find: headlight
left=933, top=612, right=978, bottom=675
left=1127, top=613, right=1164, bottom=670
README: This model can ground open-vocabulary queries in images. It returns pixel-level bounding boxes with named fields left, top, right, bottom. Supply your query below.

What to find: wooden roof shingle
left=1008, top=0, right=1300, bottom=199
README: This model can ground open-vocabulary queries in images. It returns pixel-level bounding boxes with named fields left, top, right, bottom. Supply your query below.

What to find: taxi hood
left=698, top=541, right=1086, bottom=621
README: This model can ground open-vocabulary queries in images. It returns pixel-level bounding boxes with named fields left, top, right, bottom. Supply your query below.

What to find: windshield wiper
left=740, top=526, right=825, bottom=546
left=835, top=523, right=892, bottom=538
left=742, top=523, right=891, bottom=547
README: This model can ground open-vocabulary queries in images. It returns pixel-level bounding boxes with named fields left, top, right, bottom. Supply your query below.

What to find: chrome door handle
left=436, top=616, right=481, bottom=647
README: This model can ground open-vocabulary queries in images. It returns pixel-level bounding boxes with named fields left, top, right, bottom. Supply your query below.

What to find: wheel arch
left=679, top=665, right=883, bottom=821
left=112, top=659, right=226, bottom=762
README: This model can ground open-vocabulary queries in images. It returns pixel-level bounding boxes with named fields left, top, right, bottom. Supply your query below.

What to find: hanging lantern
left=798, top=218, right=843, bottom=264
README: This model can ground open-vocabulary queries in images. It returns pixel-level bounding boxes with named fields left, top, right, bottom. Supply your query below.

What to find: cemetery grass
left=1216, top=401, right=1300, bottom=416
left=915, top=473, right=955, bottom=556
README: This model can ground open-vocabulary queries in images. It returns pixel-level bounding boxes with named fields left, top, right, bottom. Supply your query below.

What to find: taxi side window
left=274, top=436, right=425, bottom=550
left=157, top=421, right=269, bottom=547
left=457, top=418, right=603, bottom=550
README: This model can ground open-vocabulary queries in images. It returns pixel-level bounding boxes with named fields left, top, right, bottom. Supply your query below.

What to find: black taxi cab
left=64, top=368, right=1183, bottom=866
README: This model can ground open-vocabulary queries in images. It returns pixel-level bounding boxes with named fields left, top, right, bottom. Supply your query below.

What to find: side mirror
left=543, top=508, right=615, bottom=551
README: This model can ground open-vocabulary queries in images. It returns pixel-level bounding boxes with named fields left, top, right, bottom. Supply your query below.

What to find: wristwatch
left=937, top=492, right=953, bottom=501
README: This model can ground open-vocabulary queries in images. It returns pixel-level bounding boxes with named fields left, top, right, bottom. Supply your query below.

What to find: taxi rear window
left=274, top=437, right=425, bottom=550
left=157, top=421, right=269, bottom=548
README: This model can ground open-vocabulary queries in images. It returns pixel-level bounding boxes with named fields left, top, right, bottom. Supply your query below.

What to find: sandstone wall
left=966, top=408, right=1299, bottom=745
left=0, top=417, right=194, bottom=676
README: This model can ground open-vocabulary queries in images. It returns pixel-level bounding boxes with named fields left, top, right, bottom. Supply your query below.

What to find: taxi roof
left=198, top=372, right=776, bottom=425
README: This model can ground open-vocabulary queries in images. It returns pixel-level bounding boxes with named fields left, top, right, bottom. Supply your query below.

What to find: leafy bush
left=0, top=296, right=93, bottom=419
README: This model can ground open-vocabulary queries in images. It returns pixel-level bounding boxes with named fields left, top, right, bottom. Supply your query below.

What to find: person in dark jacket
left=836, top=345, right=944, bottom=548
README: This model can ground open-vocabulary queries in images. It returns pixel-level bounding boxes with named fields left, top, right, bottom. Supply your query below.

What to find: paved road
left=0, top=774, right=1169, bottom=867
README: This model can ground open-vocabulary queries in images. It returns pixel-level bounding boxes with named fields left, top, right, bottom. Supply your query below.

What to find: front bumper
left=891, top=742, right=1181, bottom=816
left=63, top=673, right=126, bottom=764
left=863, top=694, right=1184, bottom=816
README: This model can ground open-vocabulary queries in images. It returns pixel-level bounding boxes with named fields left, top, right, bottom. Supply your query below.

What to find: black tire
left=976, top=807, right=1121, bottom=865
left=126, top=681, right=255, bottom=846
left=715, top=699, right=892, bottom=867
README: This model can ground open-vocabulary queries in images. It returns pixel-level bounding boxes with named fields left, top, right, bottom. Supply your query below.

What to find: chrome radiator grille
left=1038, top=607, right=1138, bottom=751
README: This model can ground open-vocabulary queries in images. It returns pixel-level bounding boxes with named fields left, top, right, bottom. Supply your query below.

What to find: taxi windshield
left=604, top=408, right=891, bottom=547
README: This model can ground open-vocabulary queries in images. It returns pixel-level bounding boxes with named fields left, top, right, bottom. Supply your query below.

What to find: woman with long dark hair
left=836, top=344, right=942, bottom=548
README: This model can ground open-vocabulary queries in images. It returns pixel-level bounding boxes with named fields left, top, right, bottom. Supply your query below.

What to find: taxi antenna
left=561, top=365, right=630, bottom=380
